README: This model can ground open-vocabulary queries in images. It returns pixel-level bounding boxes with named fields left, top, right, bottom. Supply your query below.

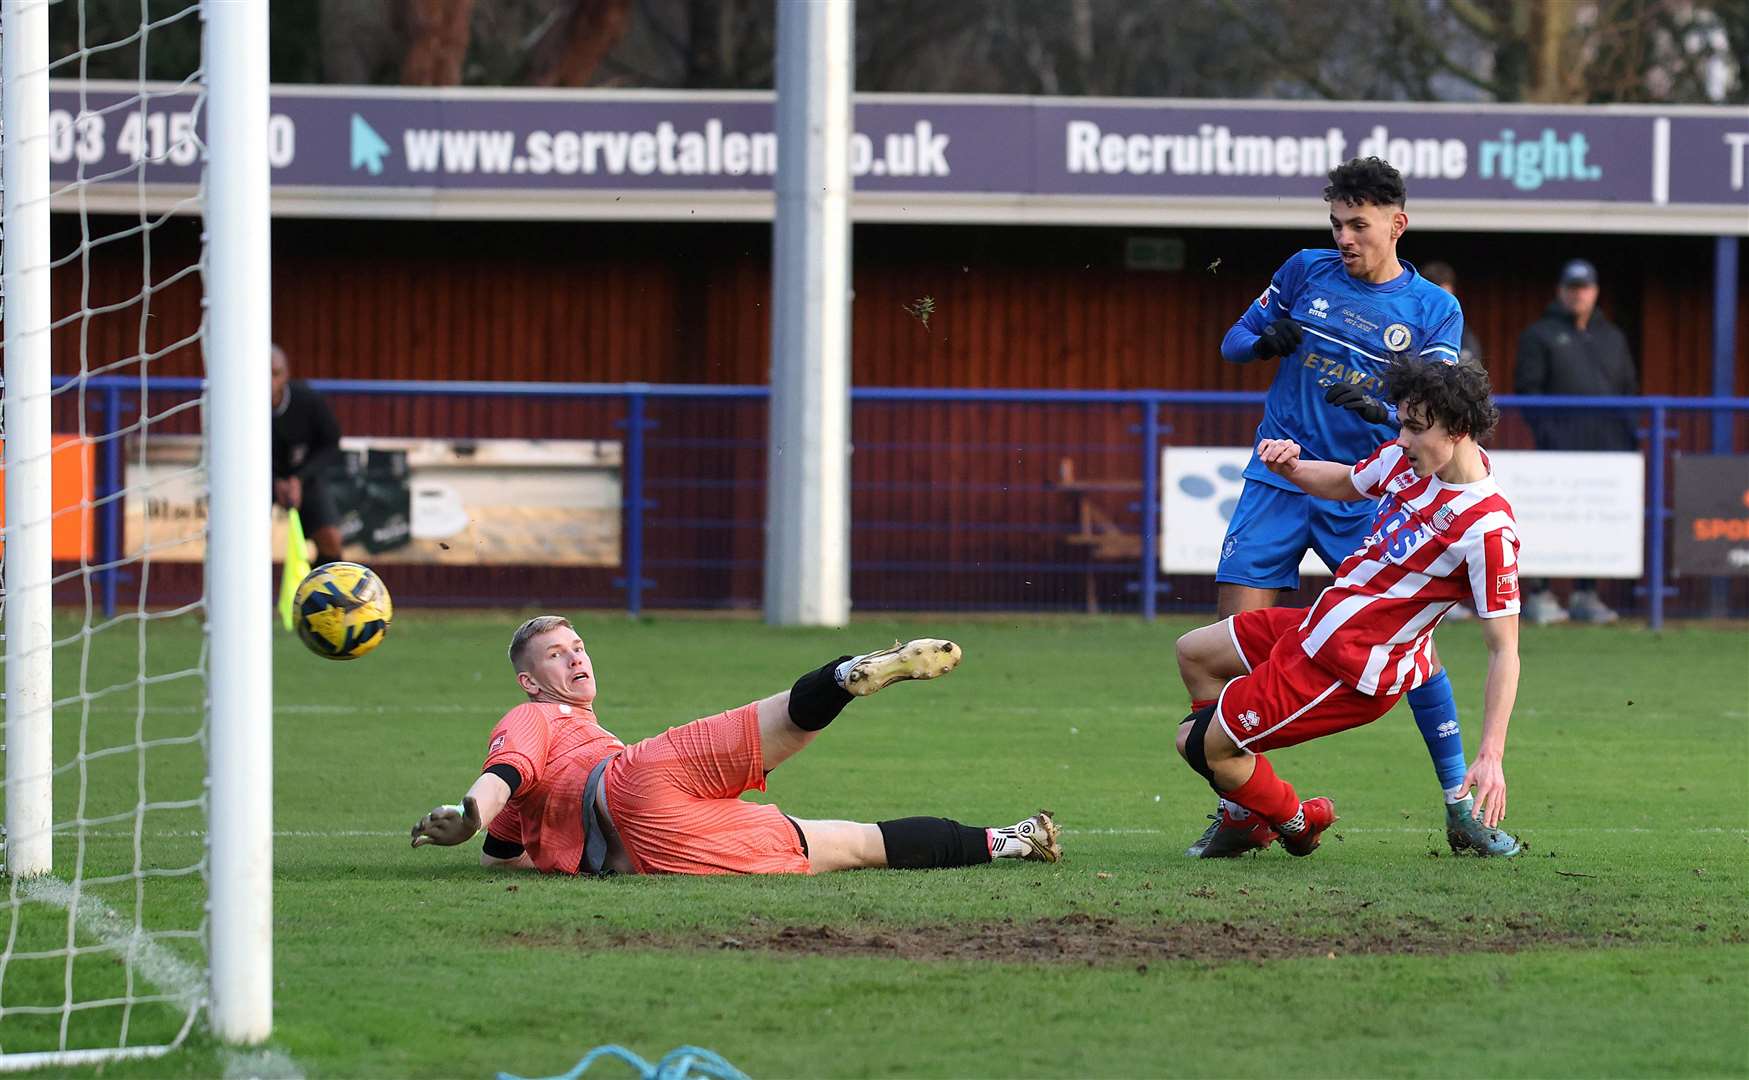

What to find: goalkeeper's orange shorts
left=603, top=701, right=811, bottom=876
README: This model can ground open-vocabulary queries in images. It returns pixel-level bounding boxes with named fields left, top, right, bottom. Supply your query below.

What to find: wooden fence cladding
left=34, top=213, right=1746, bottom=612
left=44, top=215, right=1748, bottom=397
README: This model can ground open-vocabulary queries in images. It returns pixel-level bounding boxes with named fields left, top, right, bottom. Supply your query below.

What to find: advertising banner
left=0, top=435, right=95, bottom=561
left=124, top=435, right=622, bottom=567
left=48, top=84, right=1747, bottom=229
left=1161, top=447, right=1644, bottom=579
left=1672, top=454, right=1749, bottom=576
left=1159, top=447, right=1331, bottom=578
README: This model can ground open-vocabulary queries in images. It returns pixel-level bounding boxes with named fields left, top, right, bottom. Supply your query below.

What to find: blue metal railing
left=48, top=374, right=1749, bottom=627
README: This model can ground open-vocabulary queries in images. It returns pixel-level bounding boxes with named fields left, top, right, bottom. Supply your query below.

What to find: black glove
left=1324, top=382, right=1392, bottom=425
left=1252, top=318, right=1303, bottom=359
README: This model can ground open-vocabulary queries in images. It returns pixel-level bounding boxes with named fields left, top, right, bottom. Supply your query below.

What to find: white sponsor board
left=1487, top=450, right=1644, bottom=577
left=1160, top=447, right=1329, bottom=577
left=1161, top=447, right=1643, bottom=579
left=125, top=435, right=623, bottom=566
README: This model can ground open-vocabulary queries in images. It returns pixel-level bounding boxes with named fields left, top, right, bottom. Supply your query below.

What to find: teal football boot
left=1445, top=795, right=1522, bottom=856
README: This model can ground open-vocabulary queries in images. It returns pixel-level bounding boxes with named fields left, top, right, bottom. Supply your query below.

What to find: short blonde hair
left=508, top=615, right=574, bottom=674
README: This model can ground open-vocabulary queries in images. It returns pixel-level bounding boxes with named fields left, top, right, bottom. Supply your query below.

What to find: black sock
left=787, top=656, right=855, bottom=732
left=876, top=817, right=992, bottom=869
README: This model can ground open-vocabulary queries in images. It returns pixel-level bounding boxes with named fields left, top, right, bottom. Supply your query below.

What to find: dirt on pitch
left=515, top=911, right=1592, bottom=968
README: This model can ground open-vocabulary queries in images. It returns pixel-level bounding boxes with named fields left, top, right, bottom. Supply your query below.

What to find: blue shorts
left=1216, top=480, right=1374, bottom=591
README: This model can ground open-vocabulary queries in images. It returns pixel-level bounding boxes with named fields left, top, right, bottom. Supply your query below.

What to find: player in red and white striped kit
left=1173, top=359, right=1521, bottom=856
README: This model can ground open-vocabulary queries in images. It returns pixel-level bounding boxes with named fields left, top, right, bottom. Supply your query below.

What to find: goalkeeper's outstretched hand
left=411, top=796, right=482, bottom=848
left=1324, top=381, right=1392, bottom=425
left=1251, top=318, right=1304, bottom=360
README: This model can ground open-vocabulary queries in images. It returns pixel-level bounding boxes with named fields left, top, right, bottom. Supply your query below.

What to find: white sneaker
left=840, top=639, right=962, bottom=696
left=1567, top=590, right=1620, bottom=624
left=1523, top=591, right=1569, bottom=626
left=993, top=810, right=1062, bottom=863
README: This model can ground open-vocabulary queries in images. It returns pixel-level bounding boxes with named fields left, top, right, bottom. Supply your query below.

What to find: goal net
left=1, top=0, right=270, bottom=1068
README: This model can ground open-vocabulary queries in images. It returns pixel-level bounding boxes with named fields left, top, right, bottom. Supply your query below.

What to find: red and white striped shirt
left=1296, top=442, right=1521, bottom=696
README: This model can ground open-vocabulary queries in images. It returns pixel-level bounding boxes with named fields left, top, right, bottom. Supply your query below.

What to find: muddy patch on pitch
left=518, top=912, right=1594, bottom=967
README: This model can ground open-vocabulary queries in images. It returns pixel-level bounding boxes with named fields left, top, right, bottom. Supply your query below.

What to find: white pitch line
left=11, top=878, right=305, bottom=1079
left=57, top=826, right=1749, bottom=841
left=60, top=702, right=488, bottom=716
left=1066, top=827, right=1749, bottom=836
left=59, top=829, right=406, bottom=839
left=221, top=1047, right=304, bottom=1079
left=18, top=877, right=204, bottom=1012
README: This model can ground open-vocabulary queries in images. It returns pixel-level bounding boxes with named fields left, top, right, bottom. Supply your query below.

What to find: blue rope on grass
left=498, top=1044, right=750, bottom=1080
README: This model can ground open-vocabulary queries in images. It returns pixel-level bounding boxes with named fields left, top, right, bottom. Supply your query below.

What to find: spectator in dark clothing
left=1418, top=261, right=1485, bottom=369
left=1513, top=259, right=1639, bottom=625
left=271, top=345, right=346, bottom=563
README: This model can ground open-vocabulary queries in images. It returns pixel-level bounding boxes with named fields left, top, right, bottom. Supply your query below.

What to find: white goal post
left=1, top=0, right=272, bottom=1066
left=203, top=0, right=274, bottom=1049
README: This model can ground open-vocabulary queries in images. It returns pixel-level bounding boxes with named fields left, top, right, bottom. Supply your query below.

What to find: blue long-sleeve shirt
left=1224, top=249, right=1464, bottom=490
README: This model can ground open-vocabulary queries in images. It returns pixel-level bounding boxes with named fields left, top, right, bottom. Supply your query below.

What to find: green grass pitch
left=4, top=611, right=1746, bottom=1077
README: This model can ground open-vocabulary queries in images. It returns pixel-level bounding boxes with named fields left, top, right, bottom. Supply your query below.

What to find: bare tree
left=1582, top=0, right=1743, bottom=102
left=317, top=0, right=400, bottom=85
left=205, top=0, right=1744, bottom=102
left=525, top=0, right=637, bottom=87
left=398, top=0, right=476, bottom=86
left=594, top=0, right=776, bottom=88
left=1219, top=0, right=1742, bottom=103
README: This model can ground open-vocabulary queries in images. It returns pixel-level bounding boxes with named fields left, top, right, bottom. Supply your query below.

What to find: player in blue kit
left=1183, top=156, right=1521, bottom=859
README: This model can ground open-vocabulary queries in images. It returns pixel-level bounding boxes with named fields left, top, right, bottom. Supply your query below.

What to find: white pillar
left=764, top=0, right=853, bottom=627
left=203, top=0, right=274, bottom=1045
left=3, top=0, right=55, bottom=880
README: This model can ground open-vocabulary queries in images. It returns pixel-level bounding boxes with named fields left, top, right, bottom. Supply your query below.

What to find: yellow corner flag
left=278, top=508, right=313, bottom=631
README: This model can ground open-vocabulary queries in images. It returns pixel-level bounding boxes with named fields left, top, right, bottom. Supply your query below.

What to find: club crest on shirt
left=1237, top=709, right=1262, bottom=732
left=1383, top=323, right=1413, bottom=351
left=489, top=734, right=505, bottom=754
left=1431, top=505, right=1457, bottom=532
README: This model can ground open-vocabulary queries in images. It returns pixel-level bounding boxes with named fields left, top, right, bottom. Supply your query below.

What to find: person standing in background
left=1419, top=261, right=1485, bottom=369
left=272, top=344, right=347, bottom=563
left=1513, top=259, right=1639, bottom=625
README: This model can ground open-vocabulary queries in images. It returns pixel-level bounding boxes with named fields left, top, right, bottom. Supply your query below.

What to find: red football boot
left=1278, top=797, right=1338, bottom=857
left=1192, top=804, right=1280, bottom=859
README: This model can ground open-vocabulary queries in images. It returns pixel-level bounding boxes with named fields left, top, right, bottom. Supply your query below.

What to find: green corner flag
left=278, top=508, right=313, bottom=631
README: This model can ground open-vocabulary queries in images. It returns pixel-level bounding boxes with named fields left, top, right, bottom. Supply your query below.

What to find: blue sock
left=1406, top=670, right=1467, bottom=797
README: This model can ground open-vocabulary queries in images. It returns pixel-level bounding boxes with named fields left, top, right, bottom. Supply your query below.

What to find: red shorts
left=603, top=702, right=810, bottom=876
left=1215, top=608, right=1400, bottom=752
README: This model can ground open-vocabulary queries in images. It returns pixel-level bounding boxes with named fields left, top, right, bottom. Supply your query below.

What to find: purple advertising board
left=1030, top=103, right=1654, bottom=201
left=43, top=84, right=1749, bottom=223
left=1667, top=115, right=1749, bottom=206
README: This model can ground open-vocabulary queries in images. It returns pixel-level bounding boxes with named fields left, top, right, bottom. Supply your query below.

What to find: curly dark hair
left=1324, top=156, right=1406, bottom=208
left=1383, top=358, right=1499, bottom=442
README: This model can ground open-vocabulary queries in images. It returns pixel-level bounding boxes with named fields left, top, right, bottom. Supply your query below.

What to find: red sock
left=1191, top=698, right=1216, bottom=712
left=1223, top=753, right=1299, bottom=826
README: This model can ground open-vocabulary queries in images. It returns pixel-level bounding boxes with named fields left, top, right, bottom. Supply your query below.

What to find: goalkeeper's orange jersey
left=480, top=701, right=624, bottom=874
